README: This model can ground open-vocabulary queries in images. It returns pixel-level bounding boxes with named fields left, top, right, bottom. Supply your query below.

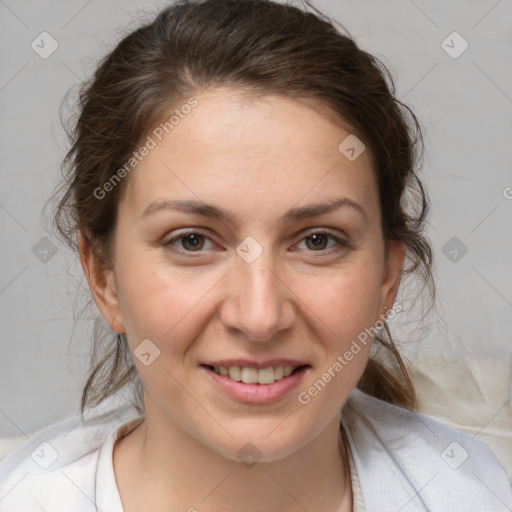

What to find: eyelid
left=299, top=227, right=348, bottom=241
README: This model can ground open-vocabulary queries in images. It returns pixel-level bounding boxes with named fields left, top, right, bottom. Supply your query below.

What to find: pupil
left=184, top=234, right=203, bottom=251
left=309, top=234, right=326, bottom=249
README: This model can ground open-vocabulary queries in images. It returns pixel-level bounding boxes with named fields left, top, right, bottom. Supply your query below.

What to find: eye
left=163, top=229, right=349, bottom=257
left=294, top=231, right=349, bottom=254
left=164, top=231, right=216, bottom=254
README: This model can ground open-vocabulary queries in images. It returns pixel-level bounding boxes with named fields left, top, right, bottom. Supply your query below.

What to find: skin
left=79, top=87, right=405, bottom=512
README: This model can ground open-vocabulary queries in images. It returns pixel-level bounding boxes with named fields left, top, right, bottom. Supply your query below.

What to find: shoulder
left=0, top=399, right=142, bottom=512
left=342, top=388, right=512, bottom=511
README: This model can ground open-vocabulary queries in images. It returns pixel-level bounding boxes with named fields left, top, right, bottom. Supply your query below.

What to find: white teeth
left=228, top=366, right=242, bottom=381
left=241, top=367, right=258, bottom=384
left=257, top=367, right=275, bottom=384
left=212, top=365, right=303, bottom=384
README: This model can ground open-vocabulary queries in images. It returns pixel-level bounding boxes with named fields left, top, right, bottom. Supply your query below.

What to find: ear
left=378, top=240, right=406, bottom=318
left=78, top=231, right=125, bottom=333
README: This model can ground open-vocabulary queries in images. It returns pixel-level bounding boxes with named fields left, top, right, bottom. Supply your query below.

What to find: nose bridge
left=226, top=243, right=293, bottom=341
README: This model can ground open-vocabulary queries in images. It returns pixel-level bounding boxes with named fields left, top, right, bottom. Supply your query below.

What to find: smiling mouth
left=202, top=364, right=309, bottom=385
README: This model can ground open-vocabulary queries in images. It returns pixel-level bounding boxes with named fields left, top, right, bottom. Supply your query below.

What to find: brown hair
left=52, top=0, right=434, bottom=417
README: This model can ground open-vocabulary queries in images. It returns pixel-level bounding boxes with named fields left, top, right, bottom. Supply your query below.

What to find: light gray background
left=1, top=0, right=511, bottom=468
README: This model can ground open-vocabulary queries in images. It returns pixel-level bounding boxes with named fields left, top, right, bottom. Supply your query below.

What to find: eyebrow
left=141, top=197, right=367, bottom=225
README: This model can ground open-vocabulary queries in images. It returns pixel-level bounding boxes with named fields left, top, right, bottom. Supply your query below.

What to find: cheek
left=293, top=265, right=380, bottom=411
left=114, top=258, right=212, bottom=397
left=114, top=251, right=221, bottom=349
left=296, top=259, right=383, bottom=337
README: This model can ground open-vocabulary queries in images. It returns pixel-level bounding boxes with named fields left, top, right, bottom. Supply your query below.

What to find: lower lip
left=201, top=365, right=309, bottom=404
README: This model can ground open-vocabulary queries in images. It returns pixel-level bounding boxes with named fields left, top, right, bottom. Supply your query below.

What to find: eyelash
left=163, top=229, right=350, bottom=257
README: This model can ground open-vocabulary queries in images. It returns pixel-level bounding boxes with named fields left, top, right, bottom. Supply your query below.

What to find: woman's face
left=85, top=88, right=404, bottom=461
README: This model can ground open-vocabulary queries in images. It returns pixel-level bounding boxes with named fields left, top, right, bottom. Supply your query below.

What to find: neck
left=114, top=405, right=353, bottom=512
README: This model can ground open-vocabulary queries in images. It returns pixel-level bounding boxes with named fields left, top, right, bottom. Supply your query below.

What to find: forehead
left=121, top=88, right=379, bottom=222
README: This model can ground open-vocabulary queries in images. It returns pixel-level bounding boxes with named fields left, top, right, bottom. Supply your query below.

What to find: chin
left=201, top=422, right=312, bottom=464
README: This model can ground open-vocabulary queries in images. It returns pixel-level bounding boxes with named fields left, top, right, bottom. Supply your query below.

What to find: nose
left=219, top=249, right=296, bottom=343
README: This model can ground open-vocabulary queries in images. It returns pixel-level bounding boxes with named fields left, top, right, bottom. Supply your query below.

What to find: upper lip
left=201, top=359, right=310, bottom=370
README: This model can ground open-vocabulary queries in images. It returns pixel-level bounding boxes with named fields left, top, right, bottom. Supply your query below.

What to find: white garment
left=344, top=429, right=366, bottom=512
left=0, top=387, right=510, bottom=511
